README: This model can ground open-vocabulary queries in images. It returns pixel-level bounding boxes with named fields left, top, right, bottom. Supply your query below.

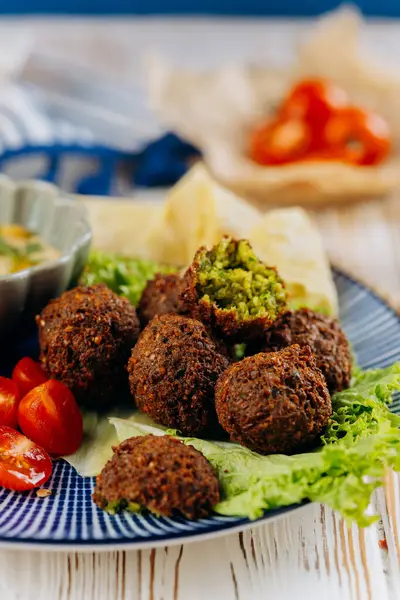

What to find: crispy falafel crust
left=92, top=435, right=220, bottom=519
left=37, top=283, right=140, bottom=409
left=138, top=272, right=183, bottom=328
left=128, top=314, right=229, bottom=436
left=215, top=345, right=332, bottom=455
left=180, top=239, right=286, bottom=343
left=262, top=309, right=352, bottom=394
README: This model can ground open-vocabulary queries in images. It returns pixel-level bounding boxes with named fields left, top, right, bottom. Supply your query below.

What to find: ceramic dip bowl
left=0, top=178, right=92, bottom=337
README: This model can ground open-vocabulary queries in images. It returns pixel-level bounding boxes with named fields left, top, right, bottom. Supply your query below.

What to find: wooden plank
left=0, top=503, right=393, bottom=600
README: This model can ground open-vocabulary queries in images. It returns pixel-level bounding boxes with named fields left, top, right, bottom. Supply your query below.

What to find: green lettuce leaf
left=64, top=412, right=172, bottom=477
left=80, top=251, right=177, bottom=306
left=110, top=413, right=400, bottom=525
left=63, top=363, right=400, bottom=526
left=62, top=412, right=119, bottom=477
left=323, top=363, right=400, bottom=445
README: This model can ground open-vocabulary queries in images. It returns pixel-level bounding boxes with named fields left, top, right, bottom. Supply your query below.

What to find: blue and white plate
left=0, top=268, right=399, bottom=550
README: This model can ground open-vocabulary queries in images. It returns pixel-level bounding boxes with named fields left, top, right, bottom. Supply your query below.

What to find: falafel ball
left=215, top=344, right=331, bottom=455
left=128, top=314, right=230, bottom=436
left=92, top=435, right=220, bottom=519
left=138, top=272, right=183, bottom=327
left=180, top=237, right=286, bottom=342
left=37, top=283, right=140, bottom=409
left=261, top=308, right=352, bottom=394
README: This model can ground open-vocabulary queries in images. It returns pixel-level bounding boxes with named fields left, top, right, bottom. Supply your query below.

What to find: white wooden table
left=2, top=16, right=400, bottom=600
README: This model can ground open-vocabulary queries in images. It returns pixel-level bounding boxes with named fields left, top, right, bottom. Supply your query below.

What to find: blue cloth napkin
left=0, top=85, right=199, bottom=195
left=134, top=133, right=200, bottom=187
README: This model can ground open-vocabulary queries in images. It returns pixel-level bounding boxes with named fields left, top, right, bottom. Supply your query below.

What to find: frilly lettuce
left=64, top=363, right=400, bottom=526
left=80, top=251, right=177, bottom=306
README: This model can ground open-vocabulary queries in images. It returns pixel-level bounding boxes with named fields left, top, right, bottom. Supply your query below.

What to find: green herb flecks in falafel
left=181, top=237, right=286, bottom=341
left=102, top=499, right=141, bottom=515
left=198, top=237, right=286, bottom=319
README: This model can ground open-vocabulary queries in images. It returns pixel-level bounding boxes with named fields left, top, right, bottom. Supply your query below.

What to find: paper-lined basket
left=146, top=9, right=400, bottom=208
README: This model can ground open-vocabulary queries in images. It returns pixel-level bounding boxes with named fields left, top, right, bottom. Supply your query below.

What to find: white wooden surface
left=2, top=495, right=400, bottom=600
left=1, top=17, right=400, bottom=600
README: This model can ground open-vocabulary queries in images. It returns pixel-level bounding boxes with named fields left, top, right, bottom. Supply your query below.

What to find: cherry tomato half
left=249, top=118, right=311, bottom=166
left=18, top=380, right=83, bottom=457
left=293, top=148, right=349, bottom=163
left=0, top=425, right=52, bottom=491
left=279, top=79, right=348, bottom=150
left=324, top=107, right=391, bottom=166
left=12, top=357, right=48, bottom=397
left=0, top=377, right=20, bottom=429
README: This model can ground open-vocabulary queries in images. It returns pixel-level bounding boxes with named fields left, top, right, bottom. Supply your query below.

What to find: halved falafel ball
left=92, top=435, right=220, bottom=519
left=138, top=272, right=183, bottom=328
left=128, top=314, right=230, bottom=436
left=215, top=344, right=331, bottom=455
left=37, top=283, right=140, bottom=409
left=261, top=308, right=352, bottom=394
left=180, top=237, right=286, bottom=342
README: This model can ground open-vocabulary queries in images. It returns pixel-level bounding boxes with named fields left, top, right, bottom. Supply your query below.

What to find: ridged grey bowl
left=0, top=177, right=92, bottom=337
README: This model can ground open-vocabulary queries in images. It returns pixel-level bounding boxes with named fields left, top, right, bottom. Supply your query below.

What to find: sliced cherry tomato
left=0, top=377, right=20, bottom=429
left=18, top=380, right=83, bottom=457
left=324, top=107, right=391, bottom=166
left=294, top=148, right=349, bottom=163
left=279, top=79, right=348, bottom=150
left=249, top=118, right=311, bottom=166
left=12, top=357, right=48, bottom=397
left=0, top=425, right=52, bottom=491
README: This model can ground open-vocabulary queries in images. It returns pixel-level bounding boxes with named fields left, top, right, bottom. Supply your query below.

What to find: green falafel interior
left=65, top=363, right=400, bottom=526
left=196, top=238, right=286, bottom=319
left=81, top=245, right=325, bottom=316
